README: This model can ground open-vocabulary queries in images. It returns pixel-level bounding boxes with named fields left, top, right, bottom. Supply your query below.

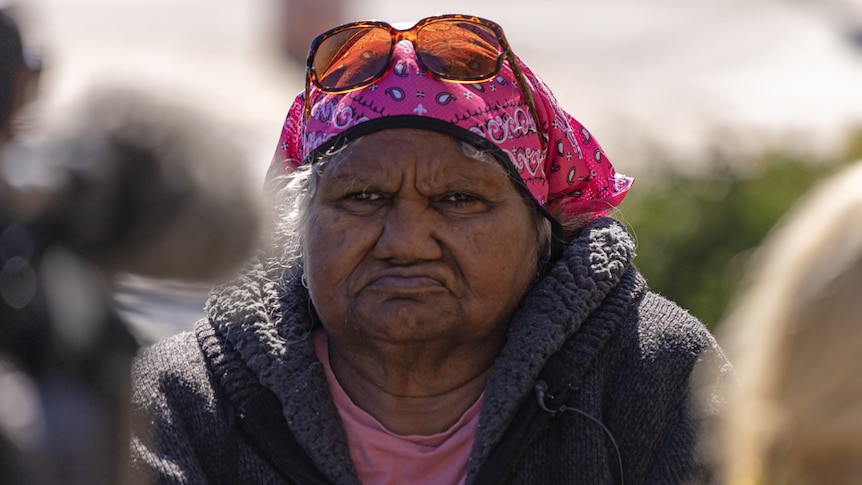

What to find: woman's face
left=304, top=128, right=539, bottom=351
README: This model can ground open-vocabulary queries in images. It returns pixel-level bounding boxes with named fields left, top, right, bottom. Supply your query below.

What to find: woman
left=719, top=161, right=862, bottom=484
left=131, top=14, right=730, bottom=484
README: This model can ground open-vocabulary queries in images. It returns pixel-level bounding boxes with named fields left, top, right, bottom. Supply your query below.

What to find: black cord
left=535, top=381, right=625, bottom=485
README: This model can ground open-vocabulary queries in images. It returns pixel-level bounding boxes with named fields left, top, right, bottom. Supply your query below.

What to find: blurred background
left=8, top=0, right=862, bottom=333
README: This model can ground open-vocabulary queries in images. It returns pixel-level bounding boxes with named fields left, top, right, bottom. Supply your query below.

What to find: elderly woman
left=131, top=14, right=730, bottom=484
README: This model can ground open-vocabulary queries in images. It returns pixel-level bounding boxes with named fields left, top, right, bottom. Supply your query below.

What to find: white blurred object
left=25, top=0, right=862, bottom=170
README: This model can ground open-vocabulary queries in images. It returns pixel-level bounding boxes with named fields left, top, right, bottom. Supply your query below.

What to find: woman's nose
left=372, top=199, right=442, bottom=262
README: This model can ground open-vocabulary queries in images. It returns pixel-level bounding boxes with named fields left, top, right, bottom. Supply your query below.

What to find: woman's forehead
left=321, top=130, right=512, bottom=185
left=336, top=130, right=501, bottom=167
left=349, top=127, right=458, bottom=149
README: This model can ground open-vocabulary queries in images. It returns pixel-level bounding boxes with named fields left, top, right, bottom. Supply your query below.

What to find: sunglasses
left=303, top=14, right=546, bottom=147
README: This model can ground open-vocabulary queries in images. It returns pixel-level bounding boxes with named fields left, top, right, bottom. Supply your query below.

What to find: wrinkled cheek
left=305, top=210, right=347, bottom=259
left=304, top=212, right=375, bottom=303
left=461, top=234, right=537, bottom=312
left=304, top=242, right=348, bottom=328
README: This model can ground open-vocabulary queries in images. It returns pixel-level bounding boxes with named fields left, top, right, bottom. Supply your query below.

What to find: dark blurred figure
left=717, top=160, right=862, bottom=484
left=1, top=9, right=265, bottom=483
left=0, top=8, right=99, bottom=484
left=1, top=6, right=39, bottom=146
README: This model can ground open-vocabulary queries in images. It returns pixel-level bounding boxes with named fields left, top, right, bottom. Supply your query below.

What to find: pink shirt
left=314, top=330, right=482, bottom=485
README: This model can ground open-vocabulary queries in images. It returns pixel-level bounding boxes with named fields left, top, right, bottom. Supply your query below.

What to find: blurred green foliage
left=618, top=130, right=862, bottom=330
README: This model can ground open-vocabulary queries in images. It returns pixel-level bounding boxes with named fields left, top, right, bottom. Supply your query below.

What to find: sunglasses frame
left=303, top=14, right=547, bottom=148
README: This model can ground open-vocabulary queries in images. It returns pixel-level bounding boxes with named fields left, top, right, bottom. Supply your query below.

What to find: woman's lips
left=368, top=275, right=444, bottom=291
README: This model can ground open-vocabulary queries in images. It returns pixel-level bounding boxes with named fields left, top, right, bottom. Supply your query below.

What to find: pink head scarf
left=268, top=39, right=632, bottom=217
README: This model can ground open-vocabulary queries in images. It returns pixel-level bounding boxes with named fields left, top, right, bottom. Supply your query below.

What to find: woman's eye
left=352, top=191, right=381, bottom=201
left=442, top=192, right=476, bottom=203
left=434, top=192, right=493, bottom=214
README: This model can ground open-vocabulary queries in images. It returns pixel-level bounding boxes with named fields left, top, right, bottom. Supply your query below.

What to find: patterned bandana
left=268, top=40, right=633, bottom=216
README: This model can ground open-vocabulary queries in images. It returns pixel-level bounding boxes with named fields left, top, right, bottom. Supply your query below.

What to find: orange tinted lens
left=415, top=21, right=501, bottom=80
left=313, top=26, right=393, bottom=90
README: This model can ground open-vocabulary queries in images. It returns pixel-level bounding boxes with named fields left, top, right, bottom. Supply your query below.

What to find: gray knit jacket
left=130, top=217, right=730, bottom=484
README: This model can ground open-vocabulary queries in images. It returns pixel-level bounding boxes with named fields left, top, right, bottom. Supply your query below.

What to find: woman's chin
left=345, top=299, right=462, bottom=346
